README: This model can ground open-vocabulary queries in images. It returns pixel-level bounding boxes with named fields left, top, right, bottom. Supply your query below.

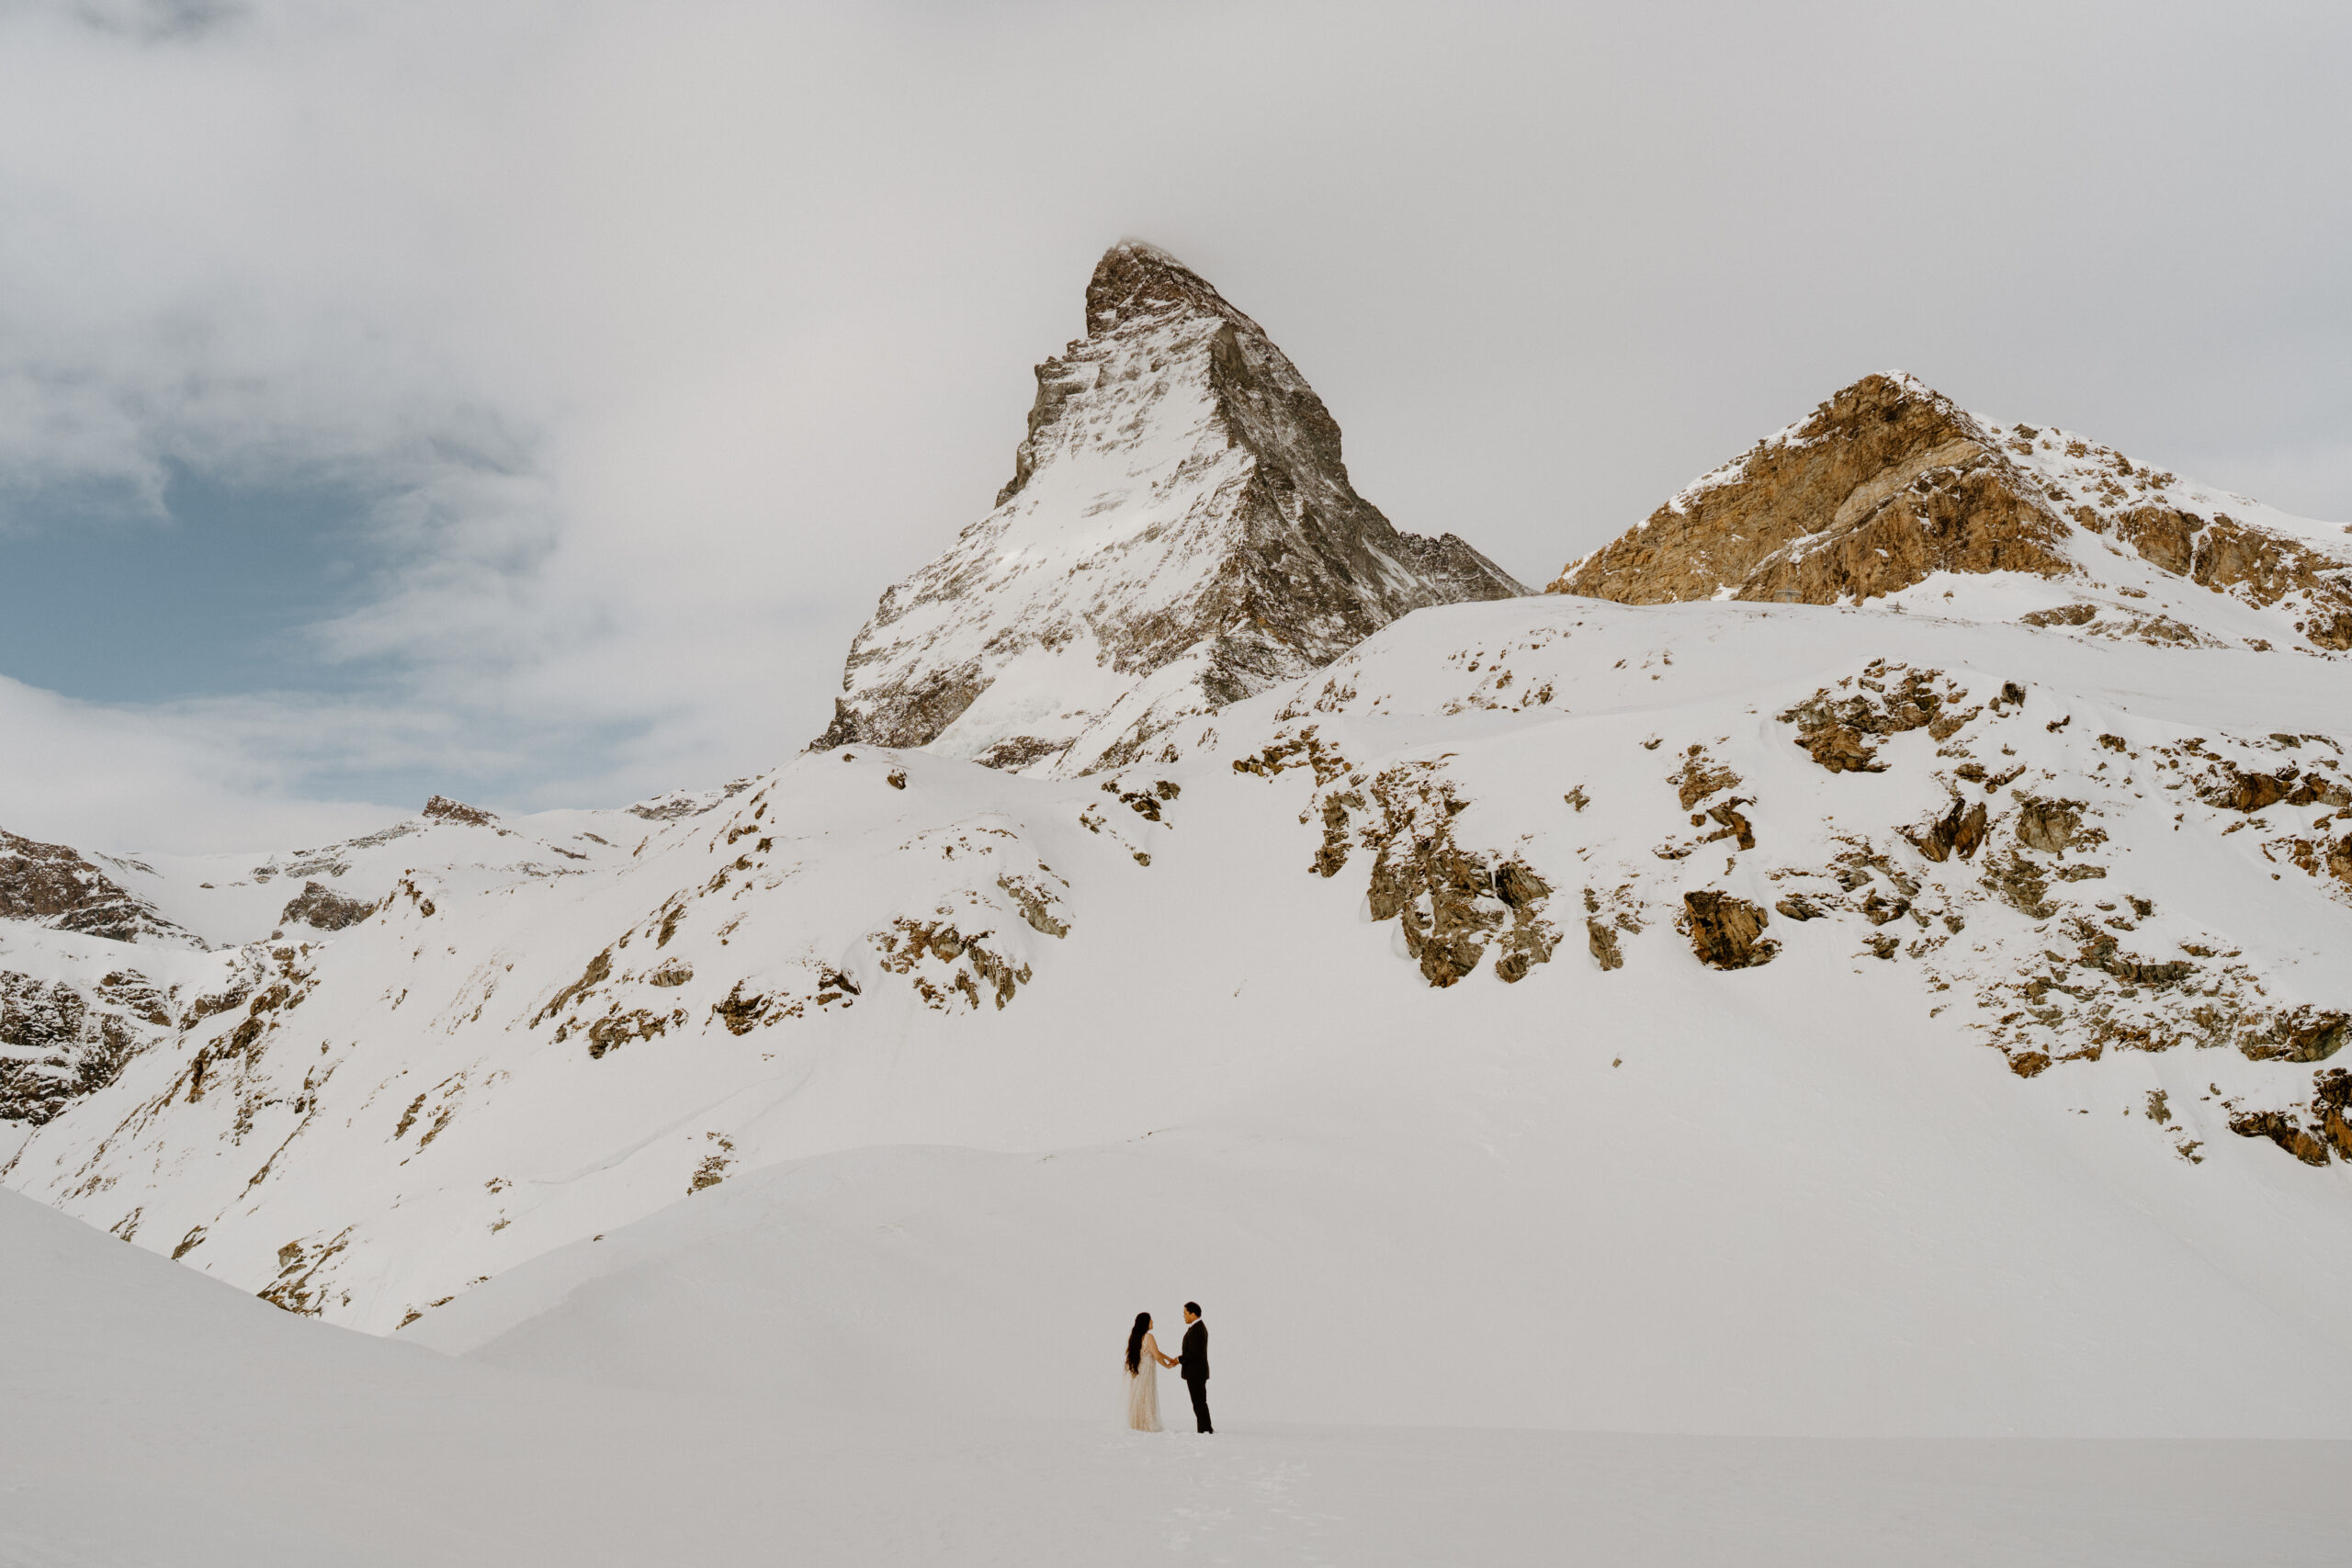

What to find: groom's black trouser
left=1184, top=1376, right=1212, bottom=1434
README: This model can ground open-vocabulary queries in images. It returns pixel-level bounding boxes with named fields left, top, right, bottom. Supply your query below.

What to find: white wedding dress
left=1125, top=1336, right=1164, bottom=1432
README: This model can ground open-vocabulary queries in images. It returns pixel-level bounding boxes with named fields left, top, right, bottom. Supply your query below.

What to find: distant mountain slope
left=815, top=241, right=1525, bottom=776
left=1, top=826, right=200, bottom=947
left=1550, top=372, right=2352, bottom=654
left=0, top=792, right=682, bottom=1134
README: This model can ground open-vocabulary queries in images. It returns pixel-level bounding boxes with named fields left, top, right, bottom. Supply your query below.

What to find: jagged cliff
left=814, top=241, right=1524, bottom=775
left=1550, top=372, right=2352, bottom=654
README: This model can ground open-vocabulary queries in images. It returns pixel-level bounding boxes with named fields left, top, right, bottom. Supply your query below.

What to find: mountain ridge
left=1549, top=371, right=2352, bottom=655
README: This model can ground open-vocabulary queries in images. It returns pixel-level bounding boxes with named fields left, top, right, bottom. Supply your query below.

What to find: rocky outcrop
left=1681, top=892, right=1777, bottom=970
left=818, top=242, right=1526, bottom=775
left=278, top=882, right=376, bottom=932
left=422, top=795, right=496, bottom=828
left=1548, top=373, right=2352, bottom=653
left=1554, top=376, right=2068, bottom=606
left=2230, top=1069, right=2352, bottom=1167
left=1, top=968, right=172, bottom=1123
left=1233, top=726, right=1560, bottom=987
left=1778, top=660, right=1969, bottom=775
left=0, top=829, right=194, bottom=947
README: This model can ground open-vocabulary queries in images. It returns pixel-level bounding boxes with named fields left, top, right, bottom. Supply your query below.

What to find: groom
left=1177, top=1302, right=1212, bottom=1434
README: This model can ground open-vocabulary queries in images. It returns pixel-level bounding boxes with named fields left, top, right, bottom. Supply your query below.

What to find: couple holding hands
left=1123, top=1303, right=1210, bottom=1434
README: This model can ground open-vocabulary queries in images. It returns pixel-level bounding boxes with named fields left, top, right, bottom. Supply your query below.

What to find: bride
left=1124, top=1310, right=1179, bottom=1432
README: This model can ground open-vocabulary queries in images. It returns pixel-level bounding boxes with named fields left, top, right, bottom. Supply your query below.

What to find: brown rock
left=1700, top=799, right=1756, bottom=852
left=0, top=828, right=195, bottom=947
left=2015, top=798, right=2086, bottom=856
left=1347, top=764, right=1557, bottom=987
left=1546, top=373, right=2352, bottom=652
left=2239, top=1007, right=2349, bottom=1065
left=1550, top=376, right=2068, bottom=608
left=2229, top=1109, right=2333, bottom=1167
left=1798, top=727, right=1883, bottom=773
left=1779, top=664, right=1956, bottom=775
left=1906, top=798, right=1988, bottom=863
left=1670, top=747, right=1743, bottom=809
left=2226, top=1068, right=2352, bottom=1168
left=422, top=795, right=497, bottom=828
left=278, top=881, right=375, bottom=932
left=1, top=969, right=158, bottom=1122
left=1681, top=891, right=1778, bottom=970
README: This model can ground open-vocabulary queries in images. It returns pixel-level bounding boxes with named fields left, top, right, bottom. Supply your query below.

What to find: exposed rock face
left=1231, top=729, right=1560, bottom=987
left=817, top=241, right=1526, bottom=775
left=1681, top=891, right=1777, bottom=969
left=278, top=882, right=376, bottom=932
left=422, top=795, right=497, bottom=828
left=2232, top=1069, right=2352, bottom=1167
left=0, top=967, right=174, bottom=1123
left=1549, top=373, right=2352, bottom=653
left=0, top=829, right=195, bottom=947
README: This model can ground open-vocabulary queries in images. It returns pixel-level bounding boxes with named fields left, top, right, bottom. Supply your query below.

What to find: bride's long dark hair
left=1125, top=1312, right=1151, bottom=1375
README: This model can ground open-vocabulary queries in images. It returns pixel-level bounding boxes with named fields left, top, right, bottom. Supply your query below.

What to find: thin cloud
left=0, top=0, right=2346, bottom=850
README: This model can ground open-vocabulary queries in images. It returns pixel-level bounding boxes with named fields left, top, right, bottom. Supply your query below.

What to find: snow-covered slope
left=102, top=793, right=647, bottom=950
left=16, top=1184, right=2350, bottom=1567
left=1, top=791, right=694, bottom=1132
left=814, top=241, right=1525, bottom=775
left=1552, top=372, right=2352, bottom=655
left=13, top=592, right=2352, bottom=1436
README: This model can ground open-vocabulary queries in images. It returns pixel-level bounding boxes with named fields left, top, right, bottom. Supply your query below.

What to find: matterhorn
left=813, top=241, right=1523, bottom=773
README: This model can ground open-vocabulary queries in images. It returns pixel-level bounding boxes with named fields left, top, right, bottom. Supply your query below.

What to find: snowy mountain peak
left=1082, top=239, right=1244, bottom=334
left=1550, top=371, right=2352, bottom=654
left=815, top=242, right=1526, bottom=776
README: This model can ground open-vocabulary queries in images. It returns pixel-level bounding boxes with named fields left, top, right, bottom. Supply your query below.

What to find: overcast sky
left=2, top=0, right=2346, bottom=851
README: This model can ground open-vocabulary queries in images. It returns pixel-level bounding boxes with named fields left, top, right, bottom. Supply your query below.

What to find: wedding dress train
left=1125, top=1349, right=1163, bottom=1433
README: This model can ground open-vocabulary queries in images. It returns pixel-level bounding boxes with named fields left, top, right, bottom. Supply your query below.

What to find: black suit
left=1179, top=1319, right=1212, bottom=1433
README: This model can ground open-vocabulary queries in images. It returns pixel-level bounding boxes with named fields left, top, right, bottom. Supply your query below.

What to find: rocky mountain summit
left=1551, top=372, right=2352, bottom=654
left=814, top=241, right=1524, bottom=775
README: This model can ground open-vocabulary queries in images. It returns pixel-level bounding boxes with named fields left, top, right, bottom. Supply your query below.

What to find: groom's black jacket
left=1180, top=1320, right=1208, bottom=1382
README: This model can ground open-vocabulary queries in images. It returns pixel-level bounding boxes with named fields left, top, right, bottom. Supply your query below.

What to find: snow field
left=7, top=1186, right=2350, bottom=1566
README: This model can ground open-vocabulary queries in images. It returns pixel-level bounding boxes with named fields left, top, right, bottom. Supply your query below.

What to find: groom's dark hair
left=1183, top=1302, right=1201, bottom=1316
